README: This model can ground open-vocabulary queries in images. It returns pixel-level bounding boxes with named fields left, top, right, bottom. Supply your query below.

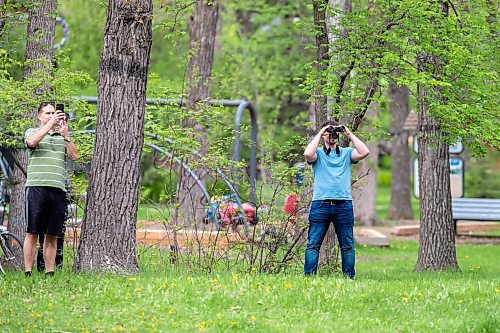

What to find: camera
left=325, top=125, right=345, bottom=133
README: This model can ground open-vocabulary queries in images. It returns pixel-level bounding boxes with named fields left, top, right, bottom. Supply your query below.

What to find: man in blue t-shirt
left=303, top=120, right=369, bottom=279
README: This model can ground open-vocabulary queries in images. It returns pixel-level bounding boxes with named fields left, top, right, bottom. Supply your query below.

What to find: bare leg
left=43, top=235, right=58, bottom=273
left=23, top=233, right=39, bottom=272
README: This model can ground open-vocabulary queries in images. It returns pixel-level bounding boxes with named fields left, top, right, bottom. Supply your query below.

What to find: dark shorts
left=25, top=186, right=67, bottom=236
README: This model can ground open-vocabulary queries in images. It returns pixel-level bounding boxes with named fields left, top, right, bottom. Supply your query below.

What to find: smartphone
left=55, top=104, right=65, bottom=128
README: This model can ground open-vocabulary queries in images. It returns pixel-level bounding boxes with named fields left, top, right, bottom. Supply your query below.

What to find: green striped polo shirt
left=25, top=128, right=67, bottom=192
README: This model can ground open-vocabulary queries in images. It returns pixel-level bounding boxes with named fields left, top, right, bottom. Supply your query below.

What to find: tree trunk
left=178, top=0, right=219, bottom=226
left=311, top=0, right=329, bottom=128
left=8, top=0, right=56, bottom=240
left=415, top=1, right=458, bottom=272
left=74, top=0, right=153, bottom=274
left=415, top=85, right=458, bottom=271
left=352, top=102, right=378, bottom=226
left=0, top=0, right=6, bottom=36
left=316, top=0, right=352, bottom=270
left=387, top=79, right=413, bottom=220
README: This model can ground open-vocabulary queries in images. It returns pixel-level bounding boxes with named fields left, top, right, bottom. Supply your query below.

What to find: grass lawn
left=1, top=240, right=499, bottom=332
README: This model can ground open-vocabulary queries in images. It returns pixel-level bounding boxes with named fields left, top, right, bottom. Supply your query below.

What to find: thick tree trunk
left=388, top=80, right=413, bottom=220
left=9, top=0, right=56, bottom=240
left=74, top=0, right=153, bottom=274
left=353, top=102, right=378, bottom=226
left=415, top=85, right=458, bottom=271
left=178, top=0, right=219, bottom=226
left=415, top=1, right=458, bottom=272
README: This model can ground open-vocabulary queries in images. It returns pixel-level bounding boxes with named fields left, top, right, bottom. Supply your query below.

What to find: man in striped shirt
left=24, top=102, right=78, bottom=276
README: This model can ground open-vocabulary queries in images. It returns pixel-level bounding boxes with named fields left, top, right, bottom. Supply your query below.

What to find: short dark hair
left=318, top=119, right=339, bottom=133
left=38, top=101, right=55, bottom=113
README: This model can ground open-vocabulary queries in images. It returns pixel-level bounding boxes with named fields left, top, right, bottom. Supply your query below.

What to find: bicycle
left=0, top=198, right=24, bottom=274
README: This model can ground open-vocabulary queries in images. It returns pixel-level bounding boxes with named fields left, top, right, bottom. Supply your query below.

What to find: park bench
left=452, top=198, right=500, bottom=231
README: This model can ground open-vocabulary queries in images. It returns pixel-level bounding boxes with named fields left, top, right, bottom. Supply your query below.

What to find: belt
left=321, top=199, right=347, bottom=204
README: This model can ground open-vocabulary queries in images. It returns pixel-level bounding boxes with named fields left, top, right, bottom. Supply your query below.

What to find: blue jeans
left=304, top=200, right=355, bottom=279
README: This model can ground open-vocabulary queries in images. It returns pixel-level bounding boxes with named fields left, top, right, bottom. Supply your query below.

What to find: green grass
left=1, top=240, right=499, bottom=332
left=375, top=185, right=420, bottom=224
left=137, top=203, right=168, bottom=222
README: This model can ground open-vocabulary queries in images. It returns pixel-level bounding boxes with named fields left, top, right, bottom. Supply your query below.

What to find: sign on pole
left=413, top=157, right=464, bottom=198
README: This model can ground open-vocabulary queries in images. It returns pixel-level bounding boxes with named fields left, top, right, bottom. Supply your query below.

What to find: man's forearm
left=26, top=124, right=52, bottom=147
left=349, top=133, right=369, bottom=157
left=304, top=132, right=322, bottom=159
left=66, top=142, right=78, bottom=161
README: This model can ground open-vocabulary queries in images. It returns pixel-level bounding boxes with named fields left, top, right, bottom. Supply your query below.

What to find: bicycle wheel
left=0, top=232, right=24, bottom=271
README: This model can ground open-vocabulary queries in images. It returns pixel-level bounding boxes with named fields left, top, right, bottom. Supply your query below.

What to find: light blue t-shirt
left=310, top=146, right=354, bottom=201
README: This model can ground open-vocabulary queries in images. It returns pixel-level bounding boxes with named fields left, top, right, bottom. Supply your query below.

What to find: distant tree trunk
left=314, top=0, right=352, bottom=270
left=310, top=0, right=330, bottom=130
left=387, top=79, right=413, bottom=220
left=178, top=0, right=219, bottom=226
left=415, top=1, right=458, bottom=272
left=353, top=102, right=378, bottom=226
left=0, top=0, right=6, bottom=35
left=74, top=0, right=153, bottom=274
left=8, top=0, right=56, bottom=241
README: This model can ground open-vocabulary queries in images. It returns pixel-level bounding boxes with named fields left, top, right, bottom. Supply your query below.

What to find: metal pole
left=78, top=96, right=258, bottom=203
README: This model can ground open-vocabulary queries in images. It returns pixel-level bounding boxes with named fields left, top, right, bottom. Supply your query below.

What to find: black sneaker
left=25, top=271, right=32, bottom=277
left=45, top=271, right=55, bottom=277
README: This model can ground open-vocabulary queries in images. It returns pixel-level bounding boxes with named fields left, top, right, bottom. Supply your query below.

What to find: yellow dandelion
left=233, top=273, right=239, bottom=281
left=265, top=286, right=271, bottom=294
left=129, top=277, right=136, bottom=282
left=402, top=296, right=409, bottom=303
left=198, top=321, right=206, bottom=331
left=118, top=325, right=125, bottom=332
left=283, top=281, right=292, bottom=289
left=251, top=316, right=257, bottom=321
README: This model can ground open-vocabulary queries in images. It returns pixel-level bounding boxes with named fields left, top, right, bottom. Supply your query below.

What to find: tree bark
left=0, top=0, right=6, bottom=36
left=415, top=88, right=458, bottom=271
left=415, top=1, right=458, bottom=272
left=74, top=0, right=153, bottom=274
left=352, top=102, right=378, bottom=226
left=8, top=0, right=56, bottom=241
left=311, top=0, right=330, bottom=129
left=315, top=0, right=352, bottom=270
left=387, top=79, right=413, bottom=220
left=178, top=0, right=219, bottom=226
